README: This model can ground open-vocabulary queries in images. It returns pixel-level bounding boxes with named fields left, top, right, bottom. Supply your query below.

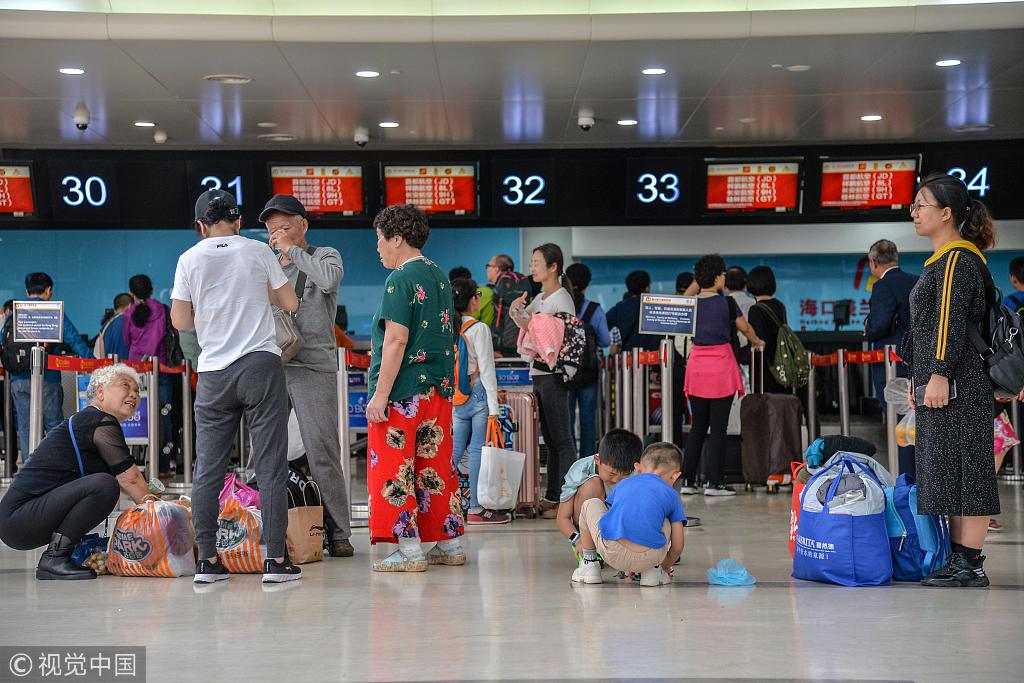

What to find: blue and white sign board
left=638, top=294, right=698, bottom=337
left=77, top=374, right=149, bottom=445
left=348, top=372, right=368, bottom=430
left=13, top=300, right=63, bottom=343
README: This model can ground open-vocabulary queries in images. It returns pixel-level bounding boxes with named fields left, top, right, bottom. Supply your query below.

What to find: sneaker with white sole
left=194, top=558, right=230, bottom=584
left=571, top=557, right=603, bottom=584
left=704, top=484, right=737, bottom=497
left=679, top=481, right=700, bottom=495
left=262, top=557, right=302, bottom=583
left=640, top=567, right=671, bottom=586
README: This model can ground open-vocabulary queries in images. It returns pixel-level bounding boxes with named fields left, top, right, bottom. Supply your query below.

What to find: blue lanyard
left=67, top=414, right=85, bottom=478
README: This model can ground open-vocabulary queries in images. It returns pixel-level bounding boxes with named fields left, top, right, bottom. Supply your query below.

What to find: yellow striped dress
left=906, top=239, right=998, bottom=516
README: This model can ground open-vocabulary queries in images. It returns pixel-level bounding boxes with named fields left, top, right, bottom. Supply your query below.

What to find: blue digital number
left=61, top=175, right=107, bottom=207
left=636, top=172, right=680, bottom=204
left=947, top=166, right=989, bottom=197
left=502, top=175, right=546, bottom=206
left=200, top=174, right=244, bottom=205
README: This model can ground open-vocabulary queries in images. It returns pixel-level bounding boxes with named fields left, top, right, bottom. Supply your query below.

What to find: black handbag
left=964, top=250, right=1024, bottom=399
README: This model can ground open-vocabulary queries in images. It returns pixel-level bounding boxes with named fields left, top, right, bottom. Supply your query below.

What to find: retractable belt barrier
left=338, top=349, right=370, bottom=526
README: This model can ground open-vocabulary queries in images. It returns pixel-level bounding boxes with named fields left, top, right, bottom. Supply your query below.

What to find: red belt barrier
left=811, top=353, right=838, bottom=367
left=637, top=350, right=661, bottom=366
left=345, top=350, right=371, bottom=370
left=809, top=349, right=903, bottom=368
left=47, top=356, right=186, bottom=375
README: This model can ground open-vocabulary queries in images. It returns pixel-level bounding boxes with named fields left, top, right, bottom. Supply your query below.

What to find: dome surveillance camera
left=578, top=113, right=595, bottom=132
left=73, top=103, right=89, bottom=131
left=153, top=129, right=168, bottom=144
left=354, top=126, right=369, bottom=148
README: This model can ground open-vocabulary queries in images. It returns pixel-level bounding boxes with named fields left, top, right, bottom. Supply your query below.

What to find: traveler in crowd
left=607, top=270, right=660, bottom=354
left=6, top=273, right=94, bottom=462
left=509, top=243, right=578, bottom=518
left=481, top=256, right=518, bottom=328
left=1004, top=256, right=1024, bottom=314
left=676, top=272, right=693, bottom=294
left=863, top=239, right=919, bottom=477
left=0, top=299, right=11, bottom=322
left=746, top=266, right=793, bottom=395
left=171, top=189, right=301, bottom=585
left=489, top=253, right=533, bottom=355
left=670, top=273, right=694, bottom=443
left=450, top=277, right=505, bottom=525
left=449, top=266, right=471, bottom=282
left=0, top=364, right=155, bottom=580
left=725, top=266, right=755, bottom=318
left=262, top=194, right=353, bottom=557
left=565, top=262, right=610, bottom=458
left=365, top=204, right=465, bottom=572
left=124, top=274, right=177, bottom=478
left=93, top=293, right=132, bottom=359
left=681, top=254, right=764, bottom=497
left=906, top=173, right=1012, bottom=588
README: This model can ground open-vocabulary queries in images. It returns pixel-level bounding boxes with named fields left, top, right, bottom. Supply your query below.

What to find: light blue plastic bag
left=707, top=558, right=756, bottom=586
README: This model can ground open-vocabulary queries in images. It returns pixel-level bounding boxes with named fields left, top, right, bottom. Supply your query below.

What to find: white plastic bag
left=477, top=419, right=525, bottom=510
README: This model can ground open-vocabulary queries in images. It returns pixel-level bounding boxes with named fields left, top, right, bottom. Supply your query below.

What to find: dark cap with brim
left=194, top=189, right=240, bottom=223
left=260, top=194, right=308, bottom=222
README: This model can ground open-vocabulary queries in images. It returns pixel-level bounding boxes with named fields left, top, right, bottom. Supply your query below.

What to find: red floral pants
left=367, top=386, right=465, bottom=545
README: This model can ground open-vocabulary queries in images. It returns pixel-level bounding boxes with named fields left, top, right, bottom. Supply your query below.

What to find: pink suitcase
left=499, top=390, right=542, bottom=518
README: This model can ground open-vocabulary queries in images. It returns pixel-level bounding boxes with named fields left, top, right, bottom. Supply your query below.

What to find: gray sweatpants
left=193, top=351, right=289, bottom=560
left=284, top=365, right=351, bottom=541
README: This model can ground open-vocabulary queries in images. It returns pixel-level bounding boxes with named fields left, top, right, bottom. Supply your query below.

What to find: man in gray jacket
left=262, top=194, right=353, bottom=557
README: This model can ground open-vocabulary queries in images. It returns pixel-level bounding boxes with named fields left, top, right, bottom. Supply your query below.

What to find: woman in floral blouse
left=366, top=204, right=465, bottom=572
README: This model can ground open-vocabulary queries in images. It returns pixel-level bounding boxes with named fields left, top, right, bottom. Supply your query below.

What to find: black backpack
left=570, top=301, right=600, bottom=387
left=490, top=271, right=533, bottom=355
left=963, top=250, right=1024, bottom=399
left=161, top=304, right=184, bottom=367
left=0, top=314, right=37, bottom=374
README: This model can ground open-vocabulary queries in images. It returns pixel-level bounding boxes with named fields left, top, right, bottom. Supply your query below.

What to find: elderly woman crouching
left=0, top=364, right=156, bottom=580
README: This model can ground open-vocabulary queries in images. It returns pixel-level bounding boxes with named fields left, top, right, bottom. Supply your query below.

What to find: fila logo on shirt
left=215, top=243, right=229, bottom=248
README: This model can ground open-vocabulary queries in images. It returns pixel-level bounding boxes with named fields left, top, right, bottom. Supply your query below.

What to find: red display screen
left=706, top=161, right=800, bottom=213
left=820, top=159, right=917, bottom=210
left=384, top=165, right=476, bottom=215
left=0, top=165, right=35, bottom=217
left=270, top=165, right=363, bottom=216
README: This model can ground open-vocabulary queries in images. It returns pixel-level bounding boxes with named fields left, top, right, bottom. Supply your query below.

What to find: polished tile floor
left=1, top=483, right=1022, bottom=683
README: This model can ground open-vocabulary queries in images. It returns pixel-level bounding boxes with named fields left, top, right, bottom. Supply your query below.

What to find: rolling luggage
left=740, top=349, right=803, bottom=491
left=499, top=389, right=542, bottom=518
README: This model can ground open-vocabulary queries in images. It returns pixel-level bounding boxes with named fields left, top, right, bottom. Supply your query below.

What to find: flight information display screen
left=819, top=158, right=918, bottom=211
left=0, top=165, right=35, bottom=217
left=270, top=165, right=364, bottom=216
left=705, top=160, right=801, bottom=213
left=383, top=164, right=477, bottom=216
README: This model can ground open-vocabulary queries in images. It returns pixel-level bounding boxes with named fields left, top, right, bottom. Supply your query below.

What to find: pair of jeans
left=683, top=395, right=733, bottom=486
left=567, top=382, right=598, bottom=458
left=11, top=379, right=65, bottom=463
left=452, top=381, right=489, bottom=510
left=533, top=373, right=578, bottom=502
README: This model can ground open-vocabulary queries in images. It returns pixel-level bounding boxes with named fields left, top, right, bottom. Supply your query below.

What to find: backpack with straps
left=490, top=271, right=533, bottom=355
left=1, top=313, right=41, bottom=374
left=453, top=319, right=481, bottom=406
left=960, top=249, right=1024, bottom=399
left=569, top=301, right=601, bottom=387
left=752, top=302, right=809, bottom=389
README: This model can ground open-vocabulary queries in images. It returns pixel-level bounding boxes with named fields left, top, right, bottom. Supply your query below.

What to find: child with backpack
left=450, top=278, right=507, bottom=525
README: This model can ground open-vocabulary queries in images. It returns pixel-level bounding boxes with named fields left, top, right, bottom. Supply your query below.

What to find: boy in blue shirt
left=572, top=442, right=686, bottom=587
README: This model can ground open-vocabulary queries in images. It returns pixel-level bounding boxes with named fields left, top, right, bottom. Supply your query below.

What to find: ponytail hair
left=917, top=172, right=997, bottom=251
left=450, top=277, right=478, bottom=343
left=128, top=274, right=154, bottom=327
left=532, top=242, right=576, bottom=306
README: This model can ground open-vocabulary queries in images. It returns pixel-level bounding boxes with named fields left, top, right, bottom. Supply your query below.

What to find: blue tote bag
left=792, top=455, right=893, bottom=587
left=884, top=474, right=952, bottom=581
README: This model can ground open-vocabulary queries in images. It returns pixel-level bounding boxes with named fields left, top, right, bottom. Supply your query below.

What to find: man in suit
left=864, top=239, right=919, bottom=477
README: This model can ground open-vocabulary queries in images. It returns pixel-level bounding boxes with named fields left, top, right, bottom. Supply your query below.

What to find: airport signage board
left=0, top=165, right=35, bottom=217
left=705, top=160, right=801, bottom=213
left=819, top=158, right=918, bottom=211
left=270, top=164, right=365, bottom=217
left=383, top=164, right=477, bottom=216
left=638, top=294, right=698, bottom=337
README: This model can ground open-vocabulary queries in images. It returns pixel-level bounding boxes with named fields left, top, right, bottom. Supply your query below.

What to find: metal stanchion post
left=1004, top=400, right=1024, bottom=482
left=147, top=357, right=161, bottom=477
left=621, top=352, right=633, bottom=435
left=838, top=349, right=851, bottom=436
left=861, top=340, right=872, bottom=398
left=632, top=348, right=645, bottom=437
left=660, top=339, right=674, bottom=446
left=169, top=361, right=194, bottom=490
left=807, top=352, right=818, bottom=442
left=28, top=345, right=45, bottom=453
left=2, top=370, right=14, bottom=481
left=613, top=353, right=623, bottom=429
left=598, top=358, right=609, bottom=438
left=883, top=345, right=899, bottom=476
left=337, top=349, right=352, bottom=509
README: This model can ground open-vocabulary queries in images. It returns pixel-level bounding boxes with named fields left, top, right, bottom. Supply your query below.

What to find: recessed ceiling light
left=59, top=67, right=85, bottom=75
left=738, top=117, right=757, bottom=124
left=642, top=67, right=667, bottom=76
left=715, top=126, right=725, bottom=131
left=378, top=121, right=400, bottom=128
left=258, top=133, right=297, bottom=141
left=861, top=114, right=883, bottom=122
left=256, top=121, right=278, bottom=129
left=771, top=64, right=783, bottom=69
left=389, top=69, right=402, bottom=75
left=936, top=59, right=962, bottom=68
left=617, top=118, right=638, bottom=126
left=133, top=120, right=156, bottom=127
left=203, top=74, right=253, bottom=85
left=955, top=123, right=994, bottom=132
left=786, top=64, right=812, bottom=72
left=356, top=70, right=380, bottom=78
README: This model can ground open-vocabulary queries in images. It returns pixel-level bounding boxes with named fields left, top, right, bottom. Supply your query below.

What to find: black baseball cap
left=194, top=189, right=240, bottom=223
left=260, top=194, right=308, bottom=222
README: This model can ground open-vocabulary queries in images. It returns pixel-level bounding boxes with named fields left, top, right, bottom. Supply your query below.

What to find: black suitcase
left=740, top=349, right=803, bottom=488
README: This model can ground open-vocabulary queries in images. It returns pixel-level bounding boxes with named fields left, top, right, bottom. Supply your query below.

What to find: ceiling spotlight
left=59, top=67, right=85, bottom=75
left=935, top=59, right=962, bottom=68
left=786, top=64, right=812, bottom=72
left=378, top=121, right=400, bottom=128
left=715, top=126, right=725, bottom=131
left=203, top=74, right=253, bottom=85
left=133, top=120, right=156, bottom=127
left=153, top=130, right=168, bottom=144
left=642, top=67, right=667, bottom=76
left=617, top=118, right=638, bottom=126
left=738, top=117, right=757, bottom=124
left=258, top=133, right=297, bottom=141
left=256, top=121, right=278, bottom=129
left=356, top=70, right=380, bottom=78
left=861, top=114, right=883, bottom=122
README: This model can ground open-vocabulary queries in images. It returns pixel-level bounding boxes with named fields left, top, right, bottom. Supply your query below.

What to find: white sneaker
left=571, top=558, right=603, bottom=584
left=679, top=481, right=700, bottom=495
left=704, top=484, right=737, bottom=497
left=640, top=567, right=671, bottom=586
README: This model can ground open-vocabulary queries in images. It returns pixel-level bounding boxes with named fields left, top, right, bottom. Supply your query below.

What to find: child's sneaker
left=571, top=558, right=603, bottom=584
left=467, top=509, right=512, bottom=525
left=704, top=484, right=737, bottom=497
left=679, top=480, right=700, bottom=495
left=194, top=558, right=229, bottom=584
left=640, top=567, right=671, bottom=586
left=987, top=519, right=1003, bottom=533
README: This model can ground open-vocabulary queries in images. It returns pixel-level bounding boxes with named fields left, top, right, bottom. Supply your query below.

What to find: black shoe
left=194, top=558, right=230, bottom=584
left=921, top=553, right=989, bottom=588
left=263, top=557, right=302, bottom=583
left=328, top=539, right=355, bottom=558
left=36, top=533, right=97, bottom=581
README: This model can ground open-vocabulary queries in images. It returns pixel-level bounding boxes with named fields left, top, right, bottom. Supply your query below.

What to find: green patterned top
left=369, top=256, right=456, bottom=402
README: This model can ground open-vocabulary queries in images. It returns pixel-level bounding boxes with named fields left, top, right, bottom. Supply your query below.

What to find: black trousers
left=0, top=474, right=119, bottom=550
left=683, top=396, right=733, bottom=486
left=533, top=373, right=578, bottom=502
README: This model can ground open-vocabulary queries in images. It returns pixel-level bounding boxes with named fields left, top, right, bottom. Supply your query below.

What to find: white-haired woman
left=0, top=364, right=153, bottom=580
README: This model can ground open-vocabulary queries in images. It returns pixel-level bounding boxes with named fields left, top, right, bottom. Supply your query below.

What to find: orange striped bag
left=107, top=501, right=196, bottom=578
left=216, top=497, right=265, bottom=573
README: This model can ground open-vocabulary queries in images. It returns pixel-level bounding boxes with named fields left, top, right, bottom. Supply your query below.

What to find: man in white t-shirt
left=170, top=189, right=301, bottom=586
